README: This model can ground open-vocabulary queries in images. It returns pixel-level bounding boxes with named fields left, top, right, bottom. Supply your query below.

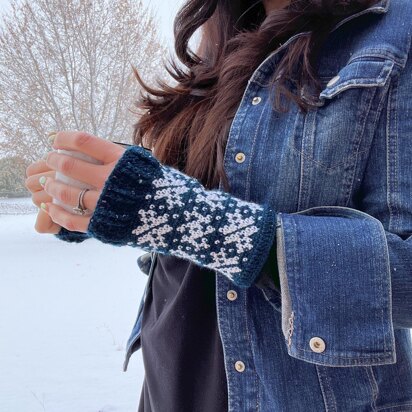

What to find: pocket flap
left=319, top=58, right=395, bottom=100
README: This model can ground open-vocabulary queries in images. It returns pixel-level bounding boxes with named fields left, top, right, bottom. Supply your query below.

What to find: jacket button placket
left=216, top=80, right=266, bottom=412
left=216, top=275, right=258, bottom=412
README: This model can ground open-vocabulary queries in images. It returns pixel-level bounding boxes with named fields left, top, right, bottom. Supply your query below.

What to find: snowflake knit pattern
left=56, top=145, right=278, bottom=288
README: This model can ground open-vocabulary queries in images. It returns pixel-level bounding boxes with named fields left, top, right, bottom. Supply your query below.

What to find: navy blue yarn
left=55, top=145, right=278, bottom=288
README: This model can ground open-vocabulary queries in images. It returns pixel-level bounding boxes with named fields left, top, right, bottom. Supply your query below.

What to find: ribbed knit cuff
left=86, top=145, right=163, bottom=246
left=54, top=226, right=91, bottom=243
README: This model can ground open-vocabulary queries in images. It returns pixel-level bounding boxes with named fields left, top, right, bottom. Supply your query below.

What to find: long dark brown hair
left=132, top=0, right=378, bottom=191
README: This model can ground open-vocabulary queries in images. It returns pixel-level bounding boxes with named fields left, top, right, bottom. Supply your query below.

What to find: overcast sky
left=0, top=0, right=186, bottom=46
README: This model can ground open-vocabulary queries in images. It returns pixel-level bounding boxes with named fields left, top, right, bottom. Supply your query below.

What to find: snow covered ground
left=3, top=197, right=411, bottom=411
left=0, top=198, right=147, bottom=412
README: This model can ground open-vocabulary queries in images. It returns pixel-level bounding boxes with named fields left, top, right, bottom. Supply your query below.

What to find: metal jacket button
left=252, top=96, right=262, bottom=105
left=227, top=290, right=238, bottom=301
left=235, top=361, right=245, bottom=372
left=235, top=153, right=245, bottom=163
left=309, top=337, right=326, bottom=353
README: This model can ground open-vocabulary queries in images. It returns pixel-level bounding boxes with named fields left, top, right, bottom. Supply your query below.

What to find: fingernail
left=39, top=176, right=46, bottom=186
left=40, top=202, right=48, bottom=212
left=48, top=131, right=57, bottom=145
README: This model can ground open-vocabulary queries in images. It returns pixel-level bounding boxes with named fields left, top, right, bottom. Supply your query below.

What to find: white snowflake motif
left=169, top=248, right=201, bottom=265
left=233, top=197, right=264, bottom=213
left=176, top=209, right=215, bottom=252
left=131, top=209, right=173, bottom=248
left=223, top=225, right=259, bottom=253
left=207, top=248, right=242, bottom=281
left=151, top=167, right=191, bottom=210
left=217, top=209, right=260, bottom=253
left=192, top=188, right=228, bottom=211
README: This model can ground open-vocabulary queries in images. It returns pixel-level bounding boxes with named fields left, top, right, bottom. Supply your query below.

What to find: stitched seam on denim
left=342, top=85, right=380, bottom=199
left=392, top=77, right=400, bottom=233
left=315, top=365, right=330, bottom=412
left=381, top=248, right=387, bottom=353
left=293, top=82, right=377, bottom=171
left=290, top=353, right=395, bottom=367
left=322, top=79, right=390, bottom=100
left=215, top=277, right=233, bottom=412
left=347, top=53, right=403, bottom=67
left=377, top=199, right=396, bottom=354
left=303, top=108, right=316, bottom=168
left=291, top=117, right=372, bottom=169
left=376, top=402, right=412, bottom=411
left=290, top=217, right=300, bottom=349
left=244, top=289, right=260, bottom=412
left=344, top=76, right=392, bottom=209
left=296, top=111, right=306, bottom=211
left=291, top=141, right=371, bottom=171
left=294, top=347, right=395, bottom=358
left=297, top=145, right=305, bottom=210
left=322, top=61, right=391, bottom=97
left=315, top=366, right=338, bottom=412
left=289, top=205, right=392, bottom=225
left=277, top=215, right=293, bottom=344
left=386, top=83, right=395, bottom=233
left=365, top=366, right=379, bottom=411
left=297, top=119, right=315, bottom=208
left=384, top=80, right=397, bottom=352
left=222, top=90, right=249, bottom=182
left=245, top=101, right=267, bottom=201
left=289, top=212, right=392, bottom=361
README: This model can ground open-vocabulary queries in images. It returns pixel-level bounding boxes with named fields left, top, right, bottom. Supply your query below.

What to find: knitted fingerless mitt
left=54, top=226, right=91, bottom=243
left=58, top=145, right=278, bottom=288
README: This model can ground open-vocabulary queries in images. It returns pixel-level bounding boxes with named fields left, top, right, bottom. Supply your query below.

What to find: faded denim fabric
left=125, top=0, right=412, bottom=410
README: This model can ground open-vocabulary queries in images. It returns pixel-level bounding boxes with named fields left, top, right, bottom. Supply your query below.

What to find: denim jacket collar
left=331, top=0, right=391, bottom=33
left=247, top=0, right=392, bottom=90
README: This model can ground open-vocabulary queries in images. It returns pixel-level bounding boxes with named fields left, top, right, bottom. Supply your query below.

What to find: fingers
left=42, top=202, right=90, bottom=233
left=34, top=209, right=62, bottom=235
left=25, top=159, right=54, bottom=179
left=25, top=170, right=55, bottom=193
left=42, top=176, right=100, bottom=211
left=51, top=130, right=126, bottom=164
left=32, top=189, right=53, bottom=208
left=45, top=151, right=108, bottom=189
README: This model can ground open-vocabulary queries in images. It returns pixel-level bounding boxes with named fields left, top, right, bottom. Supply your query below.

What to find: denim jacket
left=63, top=0, right=412, bottom=410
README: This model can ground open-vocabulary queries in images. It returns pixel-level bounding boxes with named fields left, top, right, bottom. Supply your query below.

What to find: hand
left=40, top=131, right=126, bottom=234
left=25, top=159, right=62, bottom=235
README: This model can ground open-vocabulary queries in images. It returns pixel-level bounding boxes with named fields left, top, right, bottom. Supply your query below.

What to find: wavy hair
left=132, top=0, right=378, bottom=190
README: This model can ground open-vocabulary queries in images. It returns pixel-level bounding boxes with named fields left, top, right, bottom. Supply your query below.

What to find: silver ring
left=72, top=188, right=90, bottom=215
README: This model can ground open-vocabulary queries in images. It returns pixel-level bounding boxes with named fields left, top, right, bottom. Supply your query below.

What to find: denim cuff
left=276, top=206, right=396, bottom=367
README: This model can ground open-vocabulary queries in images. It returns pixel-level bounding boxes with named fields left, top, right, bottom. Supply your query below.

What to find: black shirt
left=138, top=253, right=228, bottom=412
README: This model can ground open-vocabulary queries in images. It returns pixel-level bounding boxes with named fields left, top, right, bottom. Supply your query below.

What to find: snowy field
left=0, top=197, right=147, bottom=412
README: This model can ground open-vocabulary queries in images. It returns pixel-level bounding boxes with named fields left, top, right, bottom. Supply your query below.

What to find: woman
left=25, top=0, right=412, bottom=411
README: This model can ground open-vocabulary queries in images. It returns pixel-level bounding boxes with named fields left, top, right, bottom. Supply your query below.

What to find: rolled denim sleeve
left=276, top=44, right=412, bottom=367
left=276, top=207, right=396, bottom=367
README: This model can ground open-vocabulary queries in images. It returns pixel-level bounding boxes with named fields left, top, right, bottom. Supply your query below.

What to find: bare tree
left=0, top=0, right=167, bottom=162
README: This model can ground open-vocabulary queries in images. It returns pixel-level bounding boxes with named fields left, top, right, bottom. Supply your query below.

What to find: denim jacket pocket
left=291, top=56, right=395, bottom=173
left=318, top=56, right=395, bottom=100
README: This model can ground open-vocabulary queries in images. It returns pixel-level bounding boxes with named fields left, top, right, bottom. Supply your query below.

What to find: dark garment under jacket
left=137, top=254, right=229, bottom=412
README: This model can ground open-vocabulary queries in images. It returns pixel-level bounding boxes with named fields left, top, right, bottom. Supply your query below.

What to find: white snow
left=0, top=198, right=147, bottom=412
